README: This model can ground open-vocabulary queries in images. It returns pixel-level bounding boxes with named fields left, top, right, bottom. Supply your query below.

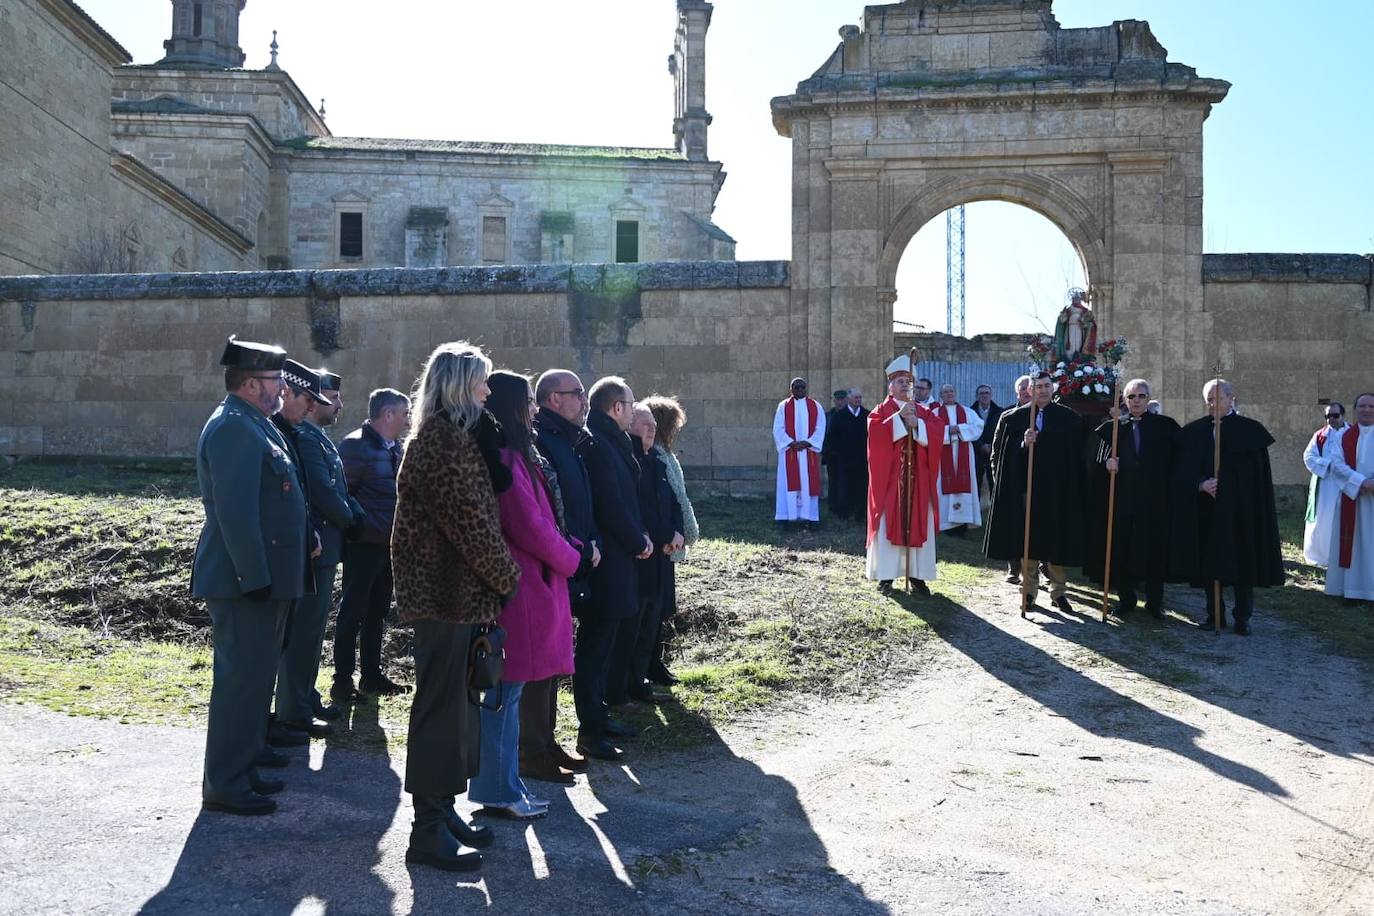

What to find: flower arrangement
left=1026, top=335, right=1131, bottom=401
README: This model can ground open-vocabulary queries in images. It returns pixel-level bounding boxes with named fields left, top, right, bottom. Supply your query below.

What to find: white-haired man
left=934, top=383, right=983, bottom=536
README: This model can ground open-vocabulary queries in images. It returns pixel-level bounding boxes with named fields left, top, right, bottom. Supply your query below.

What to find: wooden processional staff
left=1100, top=376, right=1121, bottom=624
left=904, top=347, right=919, bottom=592
left=1020, top=398, right=1039, bottom=618
left=1211, top=358, right=1224, bottom=634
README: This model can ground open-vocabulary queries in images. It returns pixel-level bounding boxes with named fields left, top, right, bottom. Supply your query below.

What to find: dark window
left=339, top=212, right=363, bottom=259
left=193, top=3, right=203, bottom=37
left=615, top=220, right=639, bottom=263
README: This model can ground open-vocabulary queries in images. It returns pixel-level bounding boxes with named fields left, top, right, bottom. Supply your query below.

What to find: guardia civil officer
left=193, top=337, right=316, bottom=816
left=273, top=361, right=361, bottom=737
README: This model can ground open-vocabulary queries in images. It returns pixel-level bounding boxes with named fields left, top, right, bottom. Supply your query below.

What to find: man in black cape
left=984, top=372, right=1086, bottom=614
left=824, top=388, right=870, bottom=520
left=1084, top=378, right=1179, bottom=619
left=1168, top=378, right=1284, bottom=635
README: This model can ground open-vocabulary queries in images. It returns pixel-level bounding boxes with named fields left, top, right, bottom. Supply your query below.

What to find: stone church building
left=1, top=0, right=733, bottom=276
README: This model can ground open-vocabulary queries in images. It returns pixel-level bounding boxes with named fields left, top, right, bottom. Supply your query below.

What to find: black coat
left=337, top=421, right=402, bottom=546
left=270, top=414, right=317, bottom=596
left=581, top=409, right=646, bottom=620
left=975, top=402, right=1004, bottom=449
left=824, top=405, right=870, bottom=467
left=982, top=401, right=1086, bottom=565
left=1083, top=412, right=1180, bottom=583
left=1168, top=413, right=1285, bottom=588
left=533, top=408, right=599, bottom=551
left=635, top=448, right=683, bottom=604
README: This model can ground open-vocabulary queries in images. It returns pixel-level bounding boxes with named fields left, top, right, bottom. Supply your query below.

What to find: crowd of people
left=193, top=329, right=1368, bottom=875
left=772, top=360, right=1301, bottom=634
left=194, top=336, right=697, bottom=873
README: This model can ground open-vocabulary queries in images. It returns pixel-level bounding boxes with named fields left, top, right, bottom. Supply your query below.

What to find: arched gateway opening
left=771, top=0, right=1229, bottom=416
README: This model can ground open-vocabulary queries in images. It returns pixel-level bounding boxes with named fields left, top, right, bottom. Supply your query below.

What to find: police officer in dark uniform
left=276, top=366, right=366, bottom=732
left=193, top=337, right=315, bottom=815
left=269, top=360, right=338, bottom=740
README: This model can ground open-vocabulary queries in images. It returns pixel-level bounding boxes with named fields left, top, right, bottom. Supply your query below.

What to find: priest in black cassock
left=1084, top=378, right=1179, bottom=619
left=825, top=387, right=870, bottom=520
left=1168, top=378, right=1284, bottom=636
left=983, top=372, right=1087, bottom=614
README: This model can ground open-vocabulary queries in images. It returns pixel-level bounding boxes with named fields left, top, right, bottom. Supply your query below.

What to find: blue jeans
left=467, top=681, right=528, bottom=805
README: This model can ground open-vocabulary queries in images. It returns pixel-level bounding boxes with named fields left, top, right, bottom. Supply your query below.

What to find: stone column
left=824, top=158, right=884, bottom=400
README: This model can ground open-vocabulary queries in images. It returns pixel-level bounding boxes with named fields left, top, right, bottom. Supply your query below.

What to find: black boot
left=406, top=795, right=482, bottom=872
left=443, top=798, right=494, bottom=849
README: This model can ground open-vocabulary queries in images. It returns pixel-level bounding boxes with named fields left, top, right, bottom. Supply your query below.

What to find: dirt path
left=2, top=586, right=1371, bottom=915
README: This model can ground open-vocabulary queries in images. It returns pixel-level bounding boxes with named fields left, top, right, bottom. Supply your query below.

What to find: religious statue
left=1052, top=288, right=1097, bottom=362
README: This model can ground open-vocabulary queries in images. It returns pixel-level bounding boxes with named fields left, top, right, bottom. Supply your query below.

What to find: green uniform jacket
left=296, top=420, right=365, bottom=567
left=192, top=394, right=311, bottom=600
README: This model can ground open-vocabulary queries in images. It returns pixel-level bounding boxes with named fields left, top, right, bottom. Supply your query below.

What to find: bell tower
left=670, top=0, right=713, bottom=161
left=157, top=0, right=248, bottom=69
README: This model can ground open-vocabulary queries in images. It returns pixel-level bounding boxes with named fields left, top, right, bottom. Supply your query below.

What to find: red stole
left=783, top=397, right=821, bottom=496
left=1339, top=427, right=1361, bottom=569
left=865, top=398, right=945, bottom=548
left=1316, top=426, right=1330, bottom=454
left=939, top=404, right=973, bottom=494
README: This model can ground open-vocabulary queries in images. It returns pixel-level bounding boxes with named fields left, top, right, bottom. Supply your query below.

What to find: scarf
left=1339, top=426, right=1363, bottom=569
left=939, top=403, right=972, bottom=494
left=783, top=397, right=821, bottom=496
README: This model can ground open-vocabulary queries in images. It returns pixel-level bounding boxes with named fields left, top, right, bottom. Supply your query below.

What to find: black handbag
left=468, top=623, right=506, bottom=711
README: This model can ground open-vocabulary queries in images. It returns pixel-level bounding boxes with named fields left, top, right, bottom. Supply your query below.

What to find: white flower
left=1052, top=369, right=1064, bottom=378
left=1056, top=361, right=1066, bottom=369
left=1097, top=367, right=1106, bottom=376
left=1096, top=384, right=1108, bottom=394
left=1073, top=370, right=1083, bottom=378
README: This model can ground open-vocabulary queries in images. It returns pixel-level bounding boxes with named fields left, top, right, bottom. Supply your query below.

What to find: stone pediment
left=478, top=191, right=514, bottom=210
left=776, top=0, right=1229, bottom=124
left=330, top=190, right=370, bottom=203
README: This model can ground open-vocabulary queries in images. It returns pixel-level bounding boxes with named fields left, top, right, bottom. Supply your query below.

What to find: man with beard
left=983, top=372, right=1086, bottom=615
left=1084, top=379, right=1179, bottom=619
left=1169, top=378, right=1283, bottom=635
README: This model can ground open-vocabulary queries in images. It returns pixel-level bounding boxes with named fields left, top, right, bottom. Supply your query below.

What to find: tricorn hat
left=884, top=356, right=916, bottom=381
left=283, top=359, right=331, bottom=406
left=318, top=369, right=342, bottom=392
left=220, top=334, right=286, bottom=371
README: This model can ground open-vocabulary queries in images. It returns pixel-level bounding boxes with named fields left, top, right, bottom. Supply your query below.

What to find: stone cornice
left=1202, top=254, right=1373, bottom=285
left=114, top=67, right=330, bottom=139
left=109, top=153, right=254, bottom=255
left=38, top=0, right=132, bottom=68
left=0, top=260, right=790, bottom=302
left=111, top=109, right=277, bottom=165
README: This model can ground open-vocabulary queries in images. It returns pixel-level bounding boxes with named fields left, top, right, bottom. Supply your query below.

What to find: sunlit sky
left=80, top=0, right=1373, bottom=337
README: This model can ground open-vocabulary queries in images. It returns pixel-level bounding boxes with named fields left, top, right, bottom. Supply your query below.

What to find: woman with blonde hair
left=643, top=395, right=699, bottom=686
left=392, top=341, right=520, bottom=872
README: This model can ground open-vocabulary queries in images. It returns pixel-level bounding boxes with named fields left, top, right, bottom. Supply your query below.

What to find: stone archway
left=772, top=0, right=1229, bottom=401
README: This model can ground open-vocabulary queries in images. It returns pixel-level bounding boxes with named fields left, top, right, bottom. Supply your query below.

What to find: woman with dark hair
left=392, top=341, right=520, bottom=872
left=469, top=370, right=586, bottom=816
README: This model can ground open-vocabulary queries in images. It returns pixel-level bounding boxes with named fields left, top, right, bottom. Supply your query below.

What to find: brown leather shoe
left=519, top=752, right=575, bottom=786
left=550, top=744, right=588, bottom=773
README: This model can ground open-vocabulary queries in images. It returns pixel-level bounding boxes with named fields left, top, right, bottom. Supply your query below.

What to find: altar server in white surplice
left=1303, top=403, right=1347, bottom=565
left=934, top=383, right=984, bottom=532
left=1325, top=394, right=1374, bottom=600
left=773, top=377, right=826, bottom=524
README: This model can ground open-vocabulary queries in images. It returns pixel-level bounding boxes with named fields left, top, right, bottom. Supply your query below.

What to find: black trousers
left=572, top=610, right=621, bottom=738
left=405, top=619, right=478, bottom=798
left=335, top=542, right=392, bottom=683
left=518, top=676, right=560, bottom=759
left=614, top=595, right=664, bottom=702
left=1116, top=575, right=1164, bottom=612
left=1204, top=583, right=1254, bottom=625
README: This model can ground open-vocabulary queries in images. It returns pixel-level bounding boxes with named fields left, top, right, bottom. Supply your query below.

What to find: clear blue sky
left=81, top=1, right=1373, bottom=336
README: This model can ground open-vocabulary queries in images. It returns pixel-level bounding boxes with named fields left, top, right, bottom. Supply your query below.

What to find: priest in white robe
left=866, top=357, right=944, bottom=595
left=1325, top=394, right=1374, bottom=600
left=1303, top=403, right=1346, bottom=565
left=934, top=383, right=984, bottom=533
left=773, top=377, right=826, bottom=523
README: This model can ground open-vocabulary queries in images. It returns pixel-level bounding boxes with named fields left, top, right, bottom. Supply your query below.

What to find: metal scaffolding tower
left=945, top=205, right=966, bottom=336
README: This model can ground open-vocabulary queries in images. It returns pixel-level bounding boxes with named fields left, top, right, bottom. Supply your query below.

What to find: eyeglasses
left=1326, top=413, right=1342, bottom=419
left=1125, top=394, right=1149, bottom=400
left=249, top=374, right=284, bottom=383
left=617, top=399, right=635, bottom=407
left=553, top=388, right=586, bottom=399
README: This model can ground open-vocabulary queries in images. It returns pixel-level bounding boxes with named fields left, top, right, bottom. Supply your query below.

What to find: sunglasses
left=1327, top=413, right=1343, bottom=419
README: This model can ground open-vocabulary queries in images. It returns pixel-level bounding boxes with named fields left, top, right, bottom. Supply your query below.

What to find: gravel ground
left=2, top=586, right=1371, bottom=915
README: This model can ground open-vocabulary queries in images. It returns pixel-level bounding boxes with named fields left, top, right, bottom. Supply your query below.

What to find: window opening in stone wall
left=482, top=216, right=507, bottom=263
left=193, top=3, right=203, bottom=37
left=615, top=220, right=639, bottom=263
left=339, top=212, right=363, bottom=259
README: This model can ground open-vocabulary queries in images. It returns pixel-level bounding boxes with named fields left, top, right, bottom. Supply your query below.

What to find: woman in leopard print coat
left=391, top=341, right=520, bottom=872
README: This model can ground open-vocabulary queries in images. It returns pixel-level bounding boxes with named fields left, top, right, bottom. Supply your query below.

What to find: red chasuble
left=866, top=397, right=945, bottom=548
left=783, top=396, right=821, bottom=496
left=939, top=403, right=973, bottom=494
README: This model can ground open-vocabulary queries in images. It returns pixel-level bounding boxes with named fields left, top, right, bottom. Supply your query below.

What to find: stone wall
left=896, top=331, right=1030, bottom=365
left=0, top=261, right=790, bottom=495
left=1200, top=254, right=1373, bottom=486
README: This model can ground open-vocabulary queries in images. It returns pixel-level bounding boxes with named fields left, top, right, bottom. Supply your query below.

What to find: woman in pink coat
left=468, top=370, right=585, bottom=821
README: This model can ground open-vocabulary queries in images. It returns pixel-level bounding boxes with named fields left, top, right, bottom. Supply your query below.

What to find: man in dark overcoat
left=973, top=383, right=1004, bottom=499
left=983, top=372, right=1086, bottom=614
left=1083, top=378, right=1179, bottom=618
left=193, top=336, right=312, bottom=816
left=826, top=387, right=871, bottom=520
left=1168, top=378, right=1284, bottom=635
left=575, top=375, right=652, bottom=760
